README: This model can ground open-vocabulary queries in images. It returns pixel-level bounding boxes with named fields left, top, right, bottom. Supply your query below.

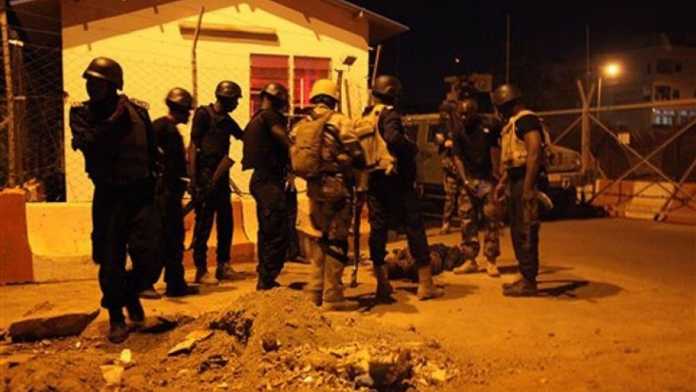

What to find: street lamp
left=597, top=62, right=622, bottom=121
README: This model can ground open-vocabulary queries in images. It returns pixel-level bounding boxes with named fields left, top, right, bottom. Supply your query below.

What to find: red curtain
left=250, top=54, right=289, bottom=115
left=293, top=57, right=330, bottom=108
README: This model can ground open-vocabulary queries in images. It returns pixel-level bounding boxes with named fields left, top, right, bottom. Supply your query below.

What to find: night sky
left=350, top=1, right=692, bottom=111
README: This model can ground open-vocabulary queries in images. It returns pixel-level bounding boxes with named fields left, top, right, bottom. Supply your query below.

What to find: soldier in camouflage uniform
left=436, top=100, right=462, bottom=234
left=293, top=79, right=366, bottom=311
left=451, top=98, right=502, bottom=277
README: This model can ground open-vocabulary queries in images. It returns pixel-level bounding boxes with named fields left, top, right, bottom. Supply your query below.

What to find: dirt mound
left=1, top=289, right=459, bottom=391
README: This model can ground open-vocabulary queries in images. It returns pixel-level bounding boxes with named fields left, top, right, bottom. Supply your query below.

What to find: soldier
left=292, top=79, right=366, bottom=311
left=492, top=84, right=546, bottom=296
left=242, top=83, right=291, bottom=290
left=70, top=57, right=161, bottom=343
left=148, top=88, right=200, bottom=297
left=366, top=75, right=444, bottom=301
left=451, top=98, right=502, bottom=277
left=435, top=100, right=461, bottom=234
left=189, top=81, right=244, bottom=285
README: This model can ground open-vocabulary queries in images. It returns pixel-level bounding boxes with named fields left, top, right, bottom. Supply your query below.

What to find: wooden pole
left=191, top=6, right=205, bottom=104
left=2, top=10, right=16, bottom=187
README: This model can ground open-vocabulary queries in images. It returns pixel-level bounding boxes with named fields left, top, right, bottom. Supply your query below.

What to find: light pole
left=597, top=62, right=622, bottom=122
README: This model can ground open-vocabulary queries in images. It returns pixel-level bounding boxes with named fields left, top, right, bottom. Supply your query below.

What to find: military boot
left=484, top=258, right=500, bottom=277
left=305, top=241, right=325, bottom=306
left=374, top=265, right=394, bottom=301
left=107, top=308, right=129, bottom=344
left=195, top=269, right=219, bottom=285
left=215, top=263, right=239, bottom=281
left=417, top=265, right=444, bottom=301
left=502, top=278, right=537, bottom=297
left=321, top=258, right=359, bottom=312
left=126, top=298, right=146, bottom=330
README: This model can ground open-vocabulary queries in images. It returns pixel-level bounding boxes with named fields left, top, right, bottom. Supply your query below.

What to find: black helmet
left=491, top=84, right=522, bottom=107
left=165, top=87, right=194, bottom=111
left=82, top=57, right=124, bottom=90
left=458, top=98, right=479, bottom=117
left=215, top=81, right=242, bottom=99
left=260, top=82, right=289, bottom=103
left=372, top=75, right=402, bottom=100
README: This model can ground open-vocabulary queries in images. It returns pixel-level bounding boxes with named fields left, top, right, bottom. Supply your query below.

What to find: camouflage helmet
left=491, top=84, right=522, bottom=107
left=215, top=81, right=242, bottom=99
left=261, top=82, right=289, bottom=104
left=372, top=75, right=403, bottom=100
left=82, top=57, right=124, bottom=90
left=165, top=87, right=194, bottom=111
left=309, top=79, right=339, bottom=102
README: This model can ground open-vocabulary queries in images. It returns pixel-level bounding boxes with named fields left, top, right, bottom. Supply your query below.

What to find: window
left=657, top=59, right=675, bottom=74
left=250, top=54, right=289, bottom=115
left=293, top=57, right=331, bottom=109
left=654, top=85, right=672, bottom=101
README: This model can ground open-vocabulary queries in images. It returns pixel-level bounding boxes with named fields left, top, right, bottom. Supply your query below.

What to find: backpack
left=289, top=111, right=333, bottom=179
left=353, top=104, right=397, bottom=188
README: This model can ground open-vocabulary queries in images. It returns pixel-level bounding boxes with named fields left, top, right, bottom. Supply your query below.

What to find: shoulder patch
left=129, top=97, right=150, bottom=110
left=70, top=101, right=87, bottom=109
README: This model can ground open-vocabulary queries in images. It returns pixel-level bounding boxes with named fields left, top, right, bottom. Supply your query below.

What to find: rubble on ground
left=1, top=289, right=459, bottom=391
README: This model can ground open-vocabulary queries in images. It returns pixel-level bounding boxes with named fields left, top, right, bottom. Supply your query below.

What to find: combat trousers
left=92, top=179, right=162, bottom=310
left=250, top=170, right=289, bottom=289
left=442, top=174, right=461, bottom=226
left=367, top=172, right=430, bottom=267
left=192, top=181, right=233, bottom=272
left=507, top=173, right=541, bottom=282
left=305, top=198, right=351, bottom=303
left=157, top=190, right=187, bottom=289
left=286, top=187, right=300, bottom=259
left=458, top=180, right=500, bottom=261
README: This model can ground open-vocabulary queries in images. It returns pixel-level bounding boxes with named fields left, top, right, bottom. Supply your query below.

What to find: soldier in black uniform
left=242, top=83, right=291, bottom=291
left=149, top=88, right=200, bottom=297
left=189, top=81, right=244, bottom=285
left=70, top=57, right=161, bottom=343
left=492, top=84, right=546, bottom=297
left=367, top=75, right=444, bottom=301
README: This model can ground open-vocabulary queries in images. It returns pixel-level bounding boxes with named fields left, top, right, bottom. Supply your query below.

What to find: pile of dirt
left=1, top=289, right=460, bottom=391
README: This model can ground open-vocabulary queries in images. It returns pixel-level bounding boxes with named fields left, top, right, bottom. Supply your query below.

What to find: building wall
left=62, top=0, right=370, bottom=201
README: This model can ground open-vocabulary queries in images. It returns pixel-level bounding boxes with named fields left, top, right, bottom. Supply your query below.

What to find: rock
left=167, top=330, right=214, bottom=356
left=9, top=310, right=100, bottom=342
left=120, top=349, right=133, bottom=365
left=368, top=350, right=412, bottom=387
left=540, top=378, right=548, bottom=384
left=75, top=341, right=82, bottom=349
left=261, top=335, right=280, bottom=353
left=0, top=353, right=34, bottom=368
left=176, top=369, right=190, bottom=378
left=285, top=319, right=299, bottom=329
left=100, top=365, right=124, bottom=386
left=355, top=374, right=374, bottom=388
left=40, top=339, right=52, bottom=346
left=430, top=367, right=448, bottom=383
left=305, top=351, right=338, bottom=372
left=548, top=332, right=556, bottom=338
left=199, top=355, right=229, bottom=373
left=302, top=376, right=315, bottom=384
left=215, top=382, right=229, bottom=390
left=0, top=328, right=7, bottom=341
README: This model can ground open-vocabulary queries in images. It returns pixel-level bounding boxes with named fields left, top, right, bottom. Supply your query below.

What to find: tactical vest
left=500, top=109, right=537, bottom=170
left=354, top=104, right=397, bottom=191
left=111, top=102, right=151, bottom=183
